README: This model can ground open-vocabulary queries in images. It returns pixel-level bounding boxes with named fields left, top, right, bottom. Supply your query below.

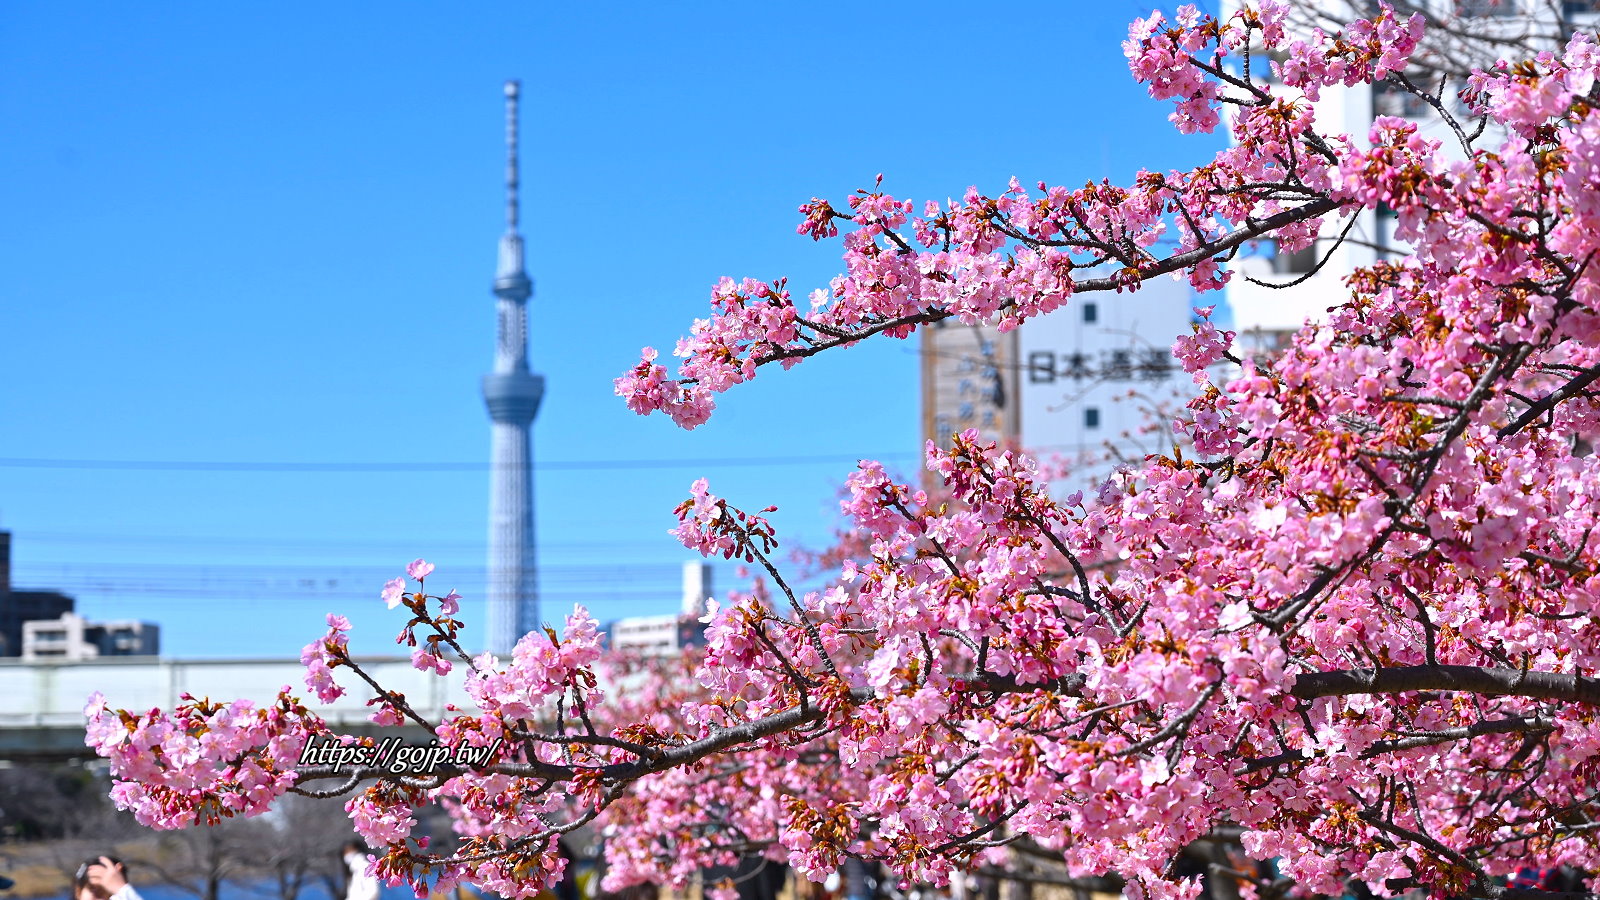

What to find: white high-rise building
left=22, top=612, right=160, bottom=661
left=482, top=80, right=544, bottom=656
left=607, top=563, right=713, bottom=657
left=1223, top=0, right=1594, bottom=352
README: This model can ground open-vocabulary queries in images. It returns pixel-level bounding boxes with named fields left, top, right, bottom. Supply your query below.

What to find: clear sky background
left=0, top=2, right=1225, bottom=659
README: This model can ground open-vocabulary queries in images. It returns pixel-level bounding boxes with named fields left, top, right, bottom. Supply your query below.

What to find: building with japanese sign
left=922, top=276, right=1195, bottom=494
left=1016, top=276, right=1195, bottom=491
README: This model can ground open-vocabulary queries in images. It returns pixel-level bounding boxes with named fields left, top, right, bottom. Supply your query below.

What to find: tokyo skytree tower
left=481, top=80, right=543, bottom=656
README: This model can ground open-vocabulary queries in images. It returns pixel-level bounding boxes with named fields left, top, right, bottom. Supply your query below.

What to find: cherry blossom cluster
left=82, top=4, right=1600, bottom=899
left=596, top=4, right=1600, bottom=894
left=670, top=477, right=778, bottom=563
left=93, top=560, right=638, bottom=899
left=84, top=690, right=319, bottom=830
left=614, top=5, right=1420, bottom=430
left=464, top=606, right=606, bottom=719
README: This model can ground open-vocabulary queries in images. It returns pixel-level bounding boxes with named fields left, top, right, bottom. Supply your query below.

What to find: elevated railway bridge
left=0, top=656, right=467, bottom=762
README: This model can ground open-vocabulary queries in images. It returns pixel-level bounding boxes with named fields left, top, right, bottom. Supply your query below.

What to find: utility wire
left=13, top=560, right=696, bottom=603
left=17, top=560, right=682, bottom=576
left=14, top=530, right=685, bottom=552
left=0, top=452, right=921, bottom=473
left=0, top=438, right=1148, bottom=474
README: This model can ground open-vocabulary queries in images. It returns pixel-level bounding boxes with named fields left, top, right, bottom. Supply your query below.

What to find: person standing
left=77, top=857, right=141, bottom=900
left=343, top=842, right=380, bottom=900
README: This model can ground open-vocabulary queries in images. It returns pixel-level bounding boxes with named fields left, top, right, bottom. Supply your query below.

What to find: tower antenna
left=504, top=80, right=520, bottom=232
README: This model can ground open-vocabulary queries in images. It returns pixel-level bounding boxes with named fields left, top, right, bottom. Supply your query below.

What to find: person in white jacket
left=343, top=842, right=380, bottom=900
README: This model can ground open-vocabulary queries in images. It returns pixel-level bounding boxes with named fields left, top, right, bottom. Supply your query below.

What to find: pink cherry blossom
left=83, top=7, right=1600, bottom=899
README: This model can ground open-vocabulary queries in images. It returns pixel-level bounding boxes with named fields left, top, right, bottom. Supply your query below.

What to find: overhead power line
left=0, top=439, right=1155, bottom=475
left=12, top=560, right=695, bottom=603
left=14, top=531, right=684, bottom=553
left=0, top=452, right=920, bottom=473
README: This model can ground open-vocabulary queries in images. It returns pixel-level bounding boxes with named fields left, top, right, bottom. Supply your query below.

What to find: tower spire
left=493, top=79, right=530, bottom=302
left=504, top=80, right=519, bottom=232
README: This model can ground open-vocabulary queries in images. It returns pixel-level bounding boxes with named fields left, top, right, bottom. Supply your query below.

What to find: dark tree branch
left=1293, top=665, right=1600, bottom=704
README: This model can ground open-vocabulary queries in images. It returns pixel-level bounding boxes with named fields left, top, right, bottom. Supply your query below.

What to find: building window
left=1276, top=240, right=1319, bottom=275
left=1085, top=407, right=1101, bottom=429
left=1083, top=302, right=1098, bottom=324
left=1458, top=0, right=1518, bottom=16
left=1373, top=80, right=1431, bottom=118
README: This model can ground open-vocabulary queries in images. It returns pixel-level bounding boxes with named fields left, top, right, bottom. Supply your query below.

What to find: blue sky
left=0, top=2, right=1224, bottom=658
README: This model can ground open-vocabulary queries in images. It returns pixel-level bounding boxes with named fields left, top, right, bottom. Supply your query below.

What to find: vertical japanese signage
left=921, top=321, right=1021, bottom=453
